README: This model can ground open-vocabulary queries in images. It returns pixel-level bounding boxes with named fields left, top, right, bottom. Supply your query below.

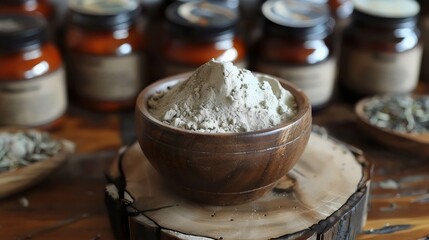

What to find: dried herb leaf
left=363, top=95, right=429, bottom=134
left=0, top=130, right=61, bottom=172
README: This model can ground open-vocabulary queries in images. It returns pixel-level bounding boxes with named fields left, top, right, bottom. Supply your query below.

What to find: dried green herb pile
left=363, top=95, right=429, bottom=134
left=0, top=130, right=61, bottom=172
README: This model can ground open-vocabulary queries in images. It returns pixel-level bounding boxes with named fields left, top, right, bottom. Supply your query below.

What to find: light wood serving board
left=105, top=132, right=371, bottom=240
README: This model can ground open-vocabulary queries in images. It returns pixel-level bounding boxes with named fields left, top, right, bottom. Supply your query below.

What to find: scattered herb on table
left=0, top=130, right=62, bottom=172
left=363, top=95, right=429, bottom=134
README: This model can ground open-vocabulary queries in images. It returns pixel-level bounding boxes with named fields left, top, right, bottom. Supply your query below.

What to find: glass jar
left=142, top=0, right=170, bottom=83
left=161, top=1, right=246, bottom=77
left=339, top=0, right=422, bottom=98
left=0, top=14, right=66, bottom=128
left=328, top=0, right=353, bottom=29
left=66, top=0, right=144, bottom=111
left=418, top=0, right=429, bottom=82
left=0, top=0, right=55, bottom=20
left=329, top=0, right=352, bottom=52
left=251, top=0, right=336, bottom=109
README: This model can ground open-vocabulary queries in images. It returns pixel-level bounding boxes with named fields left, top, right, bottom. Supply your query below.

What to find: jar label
left=164, top=59, right=247, bottom=77
left=340, top=46, right=422, bottom=94
left=69, top=53, right=144, bottom=101
left=0, top=68, right=67, bottom=126
left=254, top=58, right=336, bottom=107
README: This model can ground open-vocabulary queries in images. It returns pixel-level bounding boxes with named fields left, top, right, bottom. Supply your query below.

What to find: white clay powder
left=148, top=60, right=297, bottom=133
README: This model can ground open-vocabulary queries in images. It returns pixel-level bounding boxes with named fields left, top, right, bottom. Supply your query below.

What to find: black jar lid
left=164, top=0, right=239, bottom=12
left=352, top=0, right=419, bottom=28
left=0, top=13, right=48, bottom=52
left=0, top=0, right=34, bottom=4
left=262, top=0, right=333, bottom=40
left=68, top=0, right=140, bottom=29
left=166, top=1, right=239, bottom=41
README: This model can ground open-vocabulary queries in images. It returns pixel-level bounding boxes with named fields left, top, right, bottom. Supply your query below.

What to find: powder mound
left=148, top=60, right=298, bottom=133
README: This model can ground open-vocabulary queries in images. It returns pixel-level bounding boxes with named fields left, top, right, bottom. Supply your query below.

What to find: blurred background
left=0, top=0, right=426, bottom=127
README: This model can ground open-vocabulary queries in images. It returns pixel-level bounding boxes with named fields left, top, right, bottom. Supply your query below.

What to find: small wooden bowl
left=135, top=73, right=312, bottom=205
left=355, top=96, right=429, bottom=157
left=0, top=128, right=75, bottom=198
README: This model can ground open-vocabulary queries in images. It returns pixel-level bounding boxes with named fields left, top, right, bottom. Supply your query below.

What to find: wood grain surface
left=108, top=133, right=369, bottom=240
left=0, top=106, right=122, bottom=240
left=315, top=102, right=429, bottom=240
left=1, top=82, right=429, bottom=239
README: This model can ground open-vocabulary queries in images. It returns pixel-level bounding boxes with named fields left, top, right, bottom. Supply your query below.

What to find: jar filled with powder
left=0, top=14, right=67, bottom=128
left=66, top=0, right=144, bottom=111
left=161, top=1, right=246, bottom=77
left=251, top=0, right=336, bottom=109
left=339, top=0, right=422, bottom=99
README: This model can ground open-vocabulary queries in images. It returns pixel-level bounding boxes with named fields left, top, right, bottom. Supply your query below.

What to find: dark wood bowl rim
left=140, top=125, right=312, bottom=154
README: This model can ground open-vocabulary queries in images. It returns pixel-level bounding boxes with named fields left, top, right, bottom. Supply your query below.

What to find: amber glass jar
left=339, top=0, right=422, bottom=98
left=142, top=0, right=170, bottom=83
left=0, top=0, right=54, bottom=20
left=66, top=0, right=144, bottom=111
left=328, top=0, right=353, bottom=28
left=0, top=14, right=66, bottom=128
left=328, top=0, right=352, bottom=52
left=252, top=0, right=335, bottom=109
left=161, top=1, right=246, bottom=77
left=419, top=0, right=429, bottom=82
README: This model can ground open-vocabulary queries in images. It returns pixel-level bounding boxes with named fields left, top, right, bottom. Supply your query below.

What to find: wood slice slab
left=105, top=133, right=371, bottom=240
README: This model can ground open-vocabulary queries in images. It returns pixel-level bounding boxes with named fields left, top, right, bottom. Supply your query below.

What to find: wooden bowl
left=0, top=128, right=75, bottom=198
left=135, top=73, right=312, bottom=205
left=355, top=96, right=429, bottom=157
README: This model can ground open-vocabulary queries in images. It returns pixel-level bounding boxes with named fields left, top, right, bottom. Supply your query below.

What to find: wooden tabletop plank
left=1, top=84, right=429, bottom=239
left=0, top=106, right=123, bottom=240
left=313, top=103, right=429, bottom=240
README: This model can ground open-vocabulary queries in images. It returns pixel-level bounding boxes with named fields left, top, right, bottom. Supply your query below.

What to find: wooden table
left=1, top=89, right=429, bottom=239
